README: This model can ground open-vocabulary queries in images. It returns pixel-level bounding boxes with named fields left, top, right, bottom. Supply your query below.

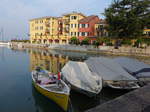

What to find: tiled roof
left=79, top=15, right=99, bottom=23
left=97, top=19, right=107, bottom=24
left=29, top=16, right=58, bottom=21
left=63, top=12, right=86, bottom=17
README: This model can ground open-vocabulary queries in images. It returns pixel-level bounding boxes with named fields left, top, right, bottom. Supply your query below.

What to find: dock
left=86, top=84, right=150, bottom=112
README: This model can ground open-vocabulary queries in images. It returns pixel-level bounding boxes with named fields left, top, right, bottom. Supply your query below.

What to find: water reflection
left=29, top=49, right=69, bottom=73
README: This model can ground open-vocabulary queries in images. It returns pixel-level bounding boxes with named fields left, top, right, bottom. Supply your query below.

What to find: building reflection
left=29, top=49, right=69, bottom=73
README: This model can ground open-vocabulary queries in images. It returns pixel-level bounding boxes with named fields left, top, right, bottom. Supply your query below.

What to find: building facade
left=30, top=17, right=61, bottom=44
left=95, top=19, right=108, bottom=37
left=143, top=29, right=150, bottom=37
left=29, top=12, right=106, bottom=44
left=29, top=12, right=86, bottom=44
left=78, top=15, right=100, bottom=42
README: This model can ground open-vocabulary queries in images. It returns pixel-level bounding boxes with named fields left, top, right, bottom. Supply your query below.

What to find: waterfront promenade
left=86, top=84, right=150, bottom=112
left=10, top=42, right=150, bottom=57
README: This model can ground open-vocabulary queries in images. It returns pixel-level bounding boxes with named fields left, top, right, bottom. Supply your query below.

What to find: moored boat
left=86, top=57, right=140, bottom=89
left=114, top=57, right=150, bottom=86
left=106, top=80, right=140, bottom=89
left=31, top=67, right=70, bottom=111
left=61, top=61, right=102, bottom=97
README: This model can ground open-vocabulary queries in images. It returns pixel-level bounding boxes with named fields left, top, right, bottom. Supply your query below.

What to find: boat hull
left=32, top=81, right=69, bottom=111
left=71, top=84, right=98, bottom=97
left=62, top=77, right=98, bottom=97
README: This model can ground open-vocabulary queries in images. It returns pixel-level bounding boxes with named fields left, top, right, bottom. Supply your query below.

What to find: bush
left=142, top=38, right=150, bottom=46
left=92, top=41, right=100, bottom=47
left=70, top=37, right=80, bottom=45
left=96, top=37, right=113, bottom=46
left=81, top=38, right=90, bottom=45
left=121, top=39, right=132, bottom=45
left=106, top=42, right=113, bottom=46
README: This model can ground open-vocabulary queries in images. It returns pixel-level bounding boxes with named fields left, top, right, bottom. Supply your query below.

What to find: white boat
left=61, top=61, right=102, bottom=97
left=31, top=67, right=70, bottom=111
left=86, top=57, right=140, bottom=89
left=0, top=42, right=9, bottom=47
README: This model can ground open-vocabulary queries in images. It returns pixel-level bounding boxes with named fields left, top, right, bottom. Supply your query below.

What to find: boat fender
left=58, top=72, right=61, bottom=80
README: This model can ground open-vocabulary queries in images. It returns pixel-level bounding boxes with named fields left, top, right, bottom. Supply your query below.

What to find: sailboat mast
left=1, top=28, right=4, bottom=42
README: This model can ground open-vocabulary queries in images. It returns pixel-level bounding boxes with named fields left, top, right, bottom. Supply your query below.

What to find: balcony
left=45, top=29, right=50, bottom=35
left=63, top=28, right=69, bottom=33
left=63, top=19, right=70, bottom=25
left=45, top=22, right=50, bottom=27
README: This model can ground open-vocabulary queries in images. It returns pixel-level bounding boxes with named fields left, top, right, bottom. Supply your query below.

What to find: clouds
left=0, top=0, right=112, bottom=40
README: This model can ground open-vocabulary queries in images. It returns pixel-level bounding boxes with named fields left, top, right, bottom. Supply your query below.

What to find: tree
left=70, top=37, right=80, bottom=45
left=104, top=0, right=150, bottom=38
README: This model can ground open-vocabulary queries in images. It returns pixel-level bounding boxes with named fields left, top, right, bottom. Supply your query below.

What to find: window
left=82, top=32, right=85, bottom=36
left=82, top=24, right=86, bottom=28
left=85, top=24, right=89, bottom=28
left=71, top=24, right=73, bottom=28
left=40, top=20, right=43, bottom=23
left=79, top=32, right=89, bottom=36
left=74, top=32, right=76, bottom=36
left=35, top=33, right=39, bottom=36
left=58, top=27, right=61, bottom=31
left=85, top=32, right=88, bottom=36
left=40, top=26, right=43, bottom=30
left=71, top=32, right=73, bottom=36
left=75, top=24, right=76, bottom=28
left=79, top=24, right=82, bottom=28
left=35, top=20, right=38, bottom=24
left=71, top=16, right=77, bottom=20
left=35, top=27, right=38, bottom=30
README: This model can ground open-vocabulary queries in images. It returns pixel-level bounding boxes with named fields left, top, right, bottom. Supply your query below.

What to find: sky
left=0, top=0, right=112, bottom=41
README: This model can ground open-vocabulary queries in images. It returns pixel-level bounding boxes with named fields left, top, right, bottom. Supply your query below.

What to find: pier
left=86, top=84, right=150, bottom=112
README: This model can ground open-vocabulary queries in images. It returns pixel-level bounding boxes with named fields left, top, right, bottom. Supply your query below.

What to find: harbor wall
left=10, top=42, right=150, bottom=57
left=86, top=84, right=150, bottom=112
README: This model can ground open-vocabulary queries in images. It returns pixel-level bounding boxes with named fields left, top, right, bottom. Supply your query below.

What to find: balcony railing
left=45, top=22, right=50, bottom=27
left=63, top=19, right=70, bottom=24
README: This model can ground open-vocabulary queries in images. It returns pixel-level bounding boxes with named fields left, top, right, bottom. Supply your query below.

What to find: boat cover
left=86, top=57, right=137, bottom=81
left=61, top=61, right=102, bottom=94
left=114, top=57, right=150, bottom=78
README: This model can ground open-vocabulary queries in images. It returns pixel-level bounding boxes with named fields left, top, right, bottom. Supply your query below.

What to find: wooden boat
left=31, top=67, right=70, bottom=111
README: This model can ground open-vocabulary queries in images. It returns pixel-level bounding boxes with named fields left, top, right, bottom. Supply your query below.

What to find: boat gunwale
left=31, top=72, right=70, bottom=95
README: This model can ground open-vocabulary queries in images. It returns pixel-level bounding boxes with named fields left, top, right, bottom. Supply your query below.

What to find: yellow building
left=30, top=17, right=60, bottom=44
left=143, top=29, right=150, bottom=37
left=29, top=12, right=86, bottom=44
left=62, top=12, right=86, bottom=39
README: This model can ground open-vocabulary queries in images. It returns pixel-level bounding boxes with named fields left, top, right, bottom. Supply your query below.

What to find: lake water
left=0, top=46, right=150, bottom=112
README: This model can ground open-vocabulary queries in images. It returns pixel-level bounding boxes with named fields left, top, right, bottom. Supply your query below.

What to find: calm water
left=0, top=46, right=150, bottom=112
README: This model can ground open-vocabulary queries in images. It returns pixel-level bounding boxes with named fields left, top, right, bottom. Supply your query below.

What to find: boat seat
left=42, top=84, right=57, bottom=87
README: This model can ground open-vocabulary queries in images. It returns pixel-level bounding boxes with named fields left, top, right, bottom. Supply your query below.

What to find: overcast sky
left=0, top=0, right=112, bottom=41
